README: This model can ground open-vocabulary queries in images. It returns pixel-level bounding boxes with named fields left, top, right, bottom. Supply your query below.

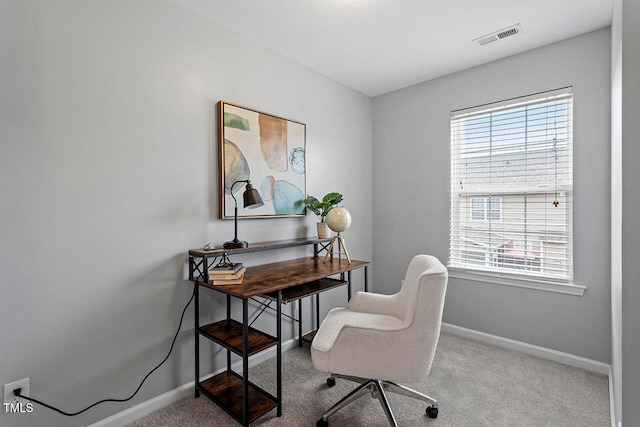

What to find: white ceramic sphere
left=326, top=207, right=352, bottom=232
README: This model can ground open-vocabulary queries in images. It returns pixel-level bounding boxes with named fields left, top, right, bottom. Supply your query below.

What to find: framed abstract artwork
left=218, top=101, right=306, bottom=219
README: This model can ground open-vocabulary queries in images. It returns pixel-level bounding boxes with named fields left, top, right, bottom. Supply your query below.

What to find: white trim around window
left=448, top=267, right=586, bottom=296
left=449, top=87, right=576, bottom=290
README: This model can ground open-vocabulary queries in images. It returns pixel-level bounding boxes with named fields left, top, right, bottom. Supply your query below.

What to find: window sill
left=448, top=268, right=586, bottom=296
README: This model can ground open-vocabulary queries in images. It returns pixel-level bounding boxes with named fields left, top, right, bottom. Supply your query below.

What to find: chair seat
left=311, top=307, right=405, bottom=373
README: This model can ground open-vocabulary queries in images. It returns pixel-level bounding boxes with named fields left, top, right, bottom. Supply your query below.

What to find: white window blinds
left=449, top=87, right=573, bottom=283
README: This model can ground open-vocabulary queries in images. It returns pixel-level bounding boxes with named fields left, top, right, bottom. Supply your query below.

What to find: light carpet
left=129, top=332, right=610, bottom=426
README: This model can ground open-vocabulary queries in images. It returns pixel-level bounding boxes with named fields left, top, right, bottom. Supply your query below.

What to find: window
left=471, top=197, right=501, bottom=221
left=449, top=87, right=573, bottom=284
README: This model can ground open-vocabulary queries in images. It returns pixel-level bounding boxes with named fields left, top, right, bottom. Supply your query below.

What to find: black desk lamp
left=223, top=180, right=264, bottom=249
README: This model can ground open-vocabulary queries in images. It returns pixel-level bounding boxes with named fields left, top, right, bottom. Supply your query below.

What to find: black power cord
left=14, top=287, right=195, bottom=417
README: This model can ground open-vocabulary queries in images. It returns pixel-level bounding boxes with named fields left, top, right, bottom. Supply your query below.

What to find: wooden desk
left=198, top=257, right=369, bottom=298
left=189, top=239, right=370, bottom=426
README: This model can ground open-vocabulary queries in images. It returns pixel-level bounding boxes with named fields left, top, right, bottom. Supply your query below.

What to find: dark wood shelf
left=302, top=330, right=317, bottom=343
left=262, top=278, right=347, bottom=303
left=199, top=319, right=277, bottom=356
left=189, top=237, right=331, bottom=258
left=198, top=371, right=277, bottom=424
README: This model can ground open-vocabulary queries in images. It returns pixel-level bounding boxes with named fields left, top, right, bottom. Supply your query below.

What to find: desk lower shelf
left=301, top=330, right=317, bottom=343
left=199, top=319, right=277, bottom=357
left=198, top=371, right=278, bottom=424
left=262, top=278, right=347, bottom=303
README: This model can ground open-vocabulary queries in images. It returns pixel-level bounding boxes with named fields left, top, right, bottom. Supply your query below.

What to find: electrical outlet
left=3, top=378, right=29, bottom=412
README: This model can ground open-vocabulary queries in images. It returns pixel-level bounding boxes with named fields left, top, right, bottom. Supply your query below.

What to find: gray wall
left=372, top=28, right=611, bottom=363
left=612, top=0, right=640, bottom=424
left=620, top=0, right=640, bottom=420
left=611, top=0, right=622, bottom=424
left=0, top=1, right=372, bottom=426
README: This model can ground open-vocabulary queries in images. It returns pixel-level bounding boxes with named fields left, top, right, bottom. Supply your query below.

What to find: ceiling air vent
left=474, top=24, right=522, bottom=46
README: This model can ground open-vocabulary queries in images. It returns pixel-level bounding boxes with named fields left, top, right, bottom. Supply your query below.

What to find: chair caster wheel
left=326, top=377, right=336, bottom=387
left=317, top=418, right=329, bottom=426
left=426, top=405, right=438, bottom=418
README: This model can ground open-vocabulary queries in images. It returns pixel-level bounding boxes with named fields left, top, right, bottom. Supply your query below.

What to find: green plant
left=301, top=192, right=343, bottom=222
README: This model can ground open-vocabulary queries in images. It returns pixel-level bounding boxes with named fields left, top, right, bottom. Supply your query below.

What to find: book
left=208, top=266, right=246, bottom=281
left=211, top=277, right=244, bottom=286
left=210, top=262, right=243, bottom=273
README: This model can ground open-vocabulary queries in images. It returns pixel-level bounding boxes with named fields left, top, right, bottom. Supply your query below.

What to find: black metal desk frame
left=188, top=238, right=369, bottom=426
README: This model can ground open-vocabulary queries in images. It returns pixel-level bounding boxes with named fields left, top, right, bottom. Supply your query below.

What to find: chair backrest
left=397, top=255, right=448, bottom=380
left=396, top=255, right=448, bottom=324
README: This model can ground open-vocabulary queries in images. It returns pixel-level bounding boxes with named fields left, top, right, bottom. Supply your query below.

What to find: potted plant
left=301, top=192, right=343, bottom=238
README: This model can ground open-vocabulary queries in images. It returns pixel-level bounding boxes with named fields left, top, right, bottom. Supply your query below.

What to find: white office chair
left=311, top=254, right=448, bottom=427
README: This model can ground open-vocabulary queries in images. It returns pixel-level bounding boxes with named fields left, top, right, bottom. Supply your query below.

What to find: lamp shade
left=243, top=183, right=264, bottom=209
left=223, top=180, right=263, bottom=249
left=326, top=207, right=352, bottom=233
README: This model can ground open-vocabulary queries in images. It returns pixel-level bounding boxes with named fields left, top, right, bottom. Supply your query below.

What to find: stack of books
left=208, top=262, right=246, bottom=285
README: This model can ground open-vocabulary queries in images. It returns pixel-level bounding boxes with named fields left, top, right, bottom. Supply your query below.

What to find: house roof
left=459, top=147, right=570, bottom=192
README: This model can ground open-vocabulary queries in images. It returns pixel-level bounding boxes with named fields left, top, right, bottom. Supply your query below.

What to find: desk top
left=196, top=257, right=370, bottom=298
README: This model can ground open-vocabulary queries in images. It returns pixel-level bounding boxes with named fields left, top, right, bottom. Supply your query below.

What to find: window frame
left=448, top=87, right=583, bottom=296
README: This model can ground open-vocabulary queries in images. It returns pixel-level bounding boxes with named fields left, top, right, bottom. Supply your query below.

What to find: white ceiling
left=167, top=0, right=613, bottom=97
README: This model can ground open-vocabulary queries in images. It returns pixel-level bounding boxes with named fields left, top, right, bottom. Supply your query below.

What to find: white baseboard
left=441, top=324, right=617, bottom=427
left=609, top=366, right=617, bottom=427
left=94, top=325, right=614, bottom=427
left=442, top=323, right=619, bottom=427
left=441, top=323, right=611, bottom=375
left=87, top=382, right=194, bottom=427
left=89, top=336, right=301, bottom=427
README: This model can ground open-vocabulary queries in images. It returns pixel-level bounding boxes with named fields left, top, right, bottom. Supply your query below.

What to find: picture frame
left=218, top=101, right=307, bottom=219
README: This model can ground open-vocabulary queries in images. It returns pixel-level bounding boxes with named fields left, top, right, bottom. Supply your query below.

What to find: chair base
left=317, top=374, right=438, bottom=427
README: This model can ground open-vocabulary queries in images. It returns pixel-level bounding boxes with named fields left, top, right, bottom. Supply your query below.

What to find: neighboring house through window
left=449, top=87, right=573, bottom=284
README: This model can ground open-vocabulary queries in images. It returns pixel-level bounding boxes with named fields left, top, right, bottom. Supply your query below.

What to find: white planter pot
left=317, top=222, right=332, bottom=239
